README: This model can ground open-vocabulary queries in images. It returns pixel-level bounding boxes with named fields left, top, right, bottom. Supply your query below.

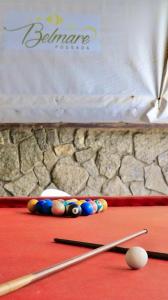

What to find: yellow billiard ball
left=77, top=200, right=86, bottom=206
left=66, top=199, right=78, bottom=204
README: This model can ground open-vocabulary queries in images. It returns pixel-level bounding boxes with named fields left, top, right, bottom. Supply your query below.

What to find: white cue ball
left=125, top=247, right=148, bottom=269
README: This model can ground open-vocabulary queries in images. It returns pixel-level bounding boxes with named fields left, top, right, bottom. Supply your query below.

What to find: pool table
left=0, top=196, right=167, bottom=300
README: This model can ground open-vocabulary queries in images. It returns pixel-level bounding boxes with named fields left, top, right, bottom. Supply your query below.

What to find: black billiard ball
left=67, top=204, right=81, bottom=218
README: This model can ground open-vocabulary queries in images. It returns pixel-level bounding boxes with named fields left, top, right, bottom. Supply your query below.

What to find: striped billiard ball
left=99, top=199, right=108, bottom=211
left=94, top=200, right=103, bottom=213
left=51, top=200, right=65, bottom=216
left=89, top=200, right=97, bottom=214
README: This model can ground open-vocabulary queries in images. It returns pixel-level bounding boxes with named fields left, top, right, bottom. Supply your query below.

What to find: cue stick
left=54, top=238, right=168, bottom=261
left=0, top=229, right=147, bottom=296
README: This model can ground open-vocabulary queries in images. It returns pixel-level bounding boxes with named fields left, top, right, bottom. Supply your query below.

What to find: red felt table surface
left=0, top=197, right=168, bottom=300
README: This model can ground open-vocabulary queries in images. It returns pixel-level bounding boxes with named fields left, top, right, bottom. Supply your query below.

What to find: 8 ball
left=67, top=204, right=81, bottom=218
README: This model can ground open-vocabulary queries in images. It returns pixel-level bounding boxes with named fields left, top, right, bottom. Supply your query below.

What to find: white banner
left=0, top=0, right=168, bottom=123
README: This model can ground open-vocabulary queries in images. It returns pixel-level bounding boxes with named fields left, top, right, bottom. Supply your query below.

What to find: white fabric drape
left=0, top=0, right=168, bottom=123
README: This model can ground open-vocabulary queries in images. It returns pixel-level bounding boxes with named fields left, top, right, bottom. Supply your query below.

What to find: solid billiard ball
left=65, top=200, right=74, bottom=204
left=35, top=200, right=46, bottom=214
left=42, top=199, right=53, bottom=215
left=66, top=199, right=78, bottom=204
left=81, top=202, right=94, bottom=216
left=65, top=203, right=80, bottom=215
left=36, top=199, right=52, bottom=215
left=27, top=199, right=38, bottom=213
left=125, top=247, right=148, bottom=269
left=51, top=201, right=65, bottom=216
left=64, top=202, right=76, bottom=214
left=77, top=200, right=86, bottom=206
left=67, top=204, right=81, bottom=218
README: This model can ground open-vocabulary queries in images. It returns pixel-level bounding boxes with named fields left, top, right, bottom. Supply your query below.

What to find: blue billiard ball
left=81, top=202, right=94, bottom=216
left=35, top=200, right=47, bottom=214
left=43, top=199, right=53, bottom=215
left=36, top=199, right=52, bottom=214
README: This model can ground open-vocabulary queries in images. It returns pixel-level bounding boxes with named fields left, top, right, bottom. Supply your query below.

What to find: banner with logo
left=0, top=0, right=168, bottom=123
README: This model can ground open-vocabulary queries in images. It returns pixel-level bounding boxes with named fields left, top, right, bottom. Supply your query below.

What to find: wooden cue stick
left=0, top=229, right=147, bottom=296
left=54, top=237, right=168, bottom=260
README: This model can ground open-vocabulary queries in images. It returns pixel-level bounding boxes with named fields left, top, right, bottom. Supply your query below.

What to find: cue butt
left=0, top=274, right=35, bottom=296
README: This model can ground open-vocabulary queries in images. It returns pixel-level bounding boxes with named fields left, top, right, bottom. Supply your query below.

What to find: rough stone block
left=134, top=132, right=168, bottom=164
left=59, top=128, right=74, bottom=144
left=29, top=185, right=44, bottom=196
left=0, top=144, right=20, bottom=181
left=82, top=159, right=99, bottom=177
left=11, top=129, right=32, bottom=143
left=130, top=181, right=150, bottom=195
left=52, top=161, right=89, bottom=195
left=75, top=148, right=95, bottom=164
left=54, top=144, right=75, bottom=157
left=4, top=171, right=38, bottom=196
left=97, top=148, right=120, bottom=179
left=34, top=163, right=51, bottom=188
left=87, top=176, right=105, bottom=192
left=102, top=176, right=131, bottom=195
left=78, top=187, right=101, bottom=196
left=46, top=128, right=59, bottom=146
left=44, top=147, right=58, bottom=171
left=20, top=136, right=43, bottom=174
left=145, top=164, right=168, bottom=194
left=74, top=129, right=86, bottom=149
left=120, top=155, right=144, bottom=182
left=34, top=128, right=47, bottom=151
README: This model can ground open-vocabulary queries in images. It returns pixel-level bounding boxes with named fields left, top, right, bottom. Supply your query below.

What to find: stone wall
left=0, top=126, right=168, bottom=196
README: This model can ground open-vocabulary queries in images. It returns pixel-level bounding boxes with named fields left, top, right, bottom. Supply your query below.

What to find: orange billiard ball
left=27, top=199, right=38, bottom=213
